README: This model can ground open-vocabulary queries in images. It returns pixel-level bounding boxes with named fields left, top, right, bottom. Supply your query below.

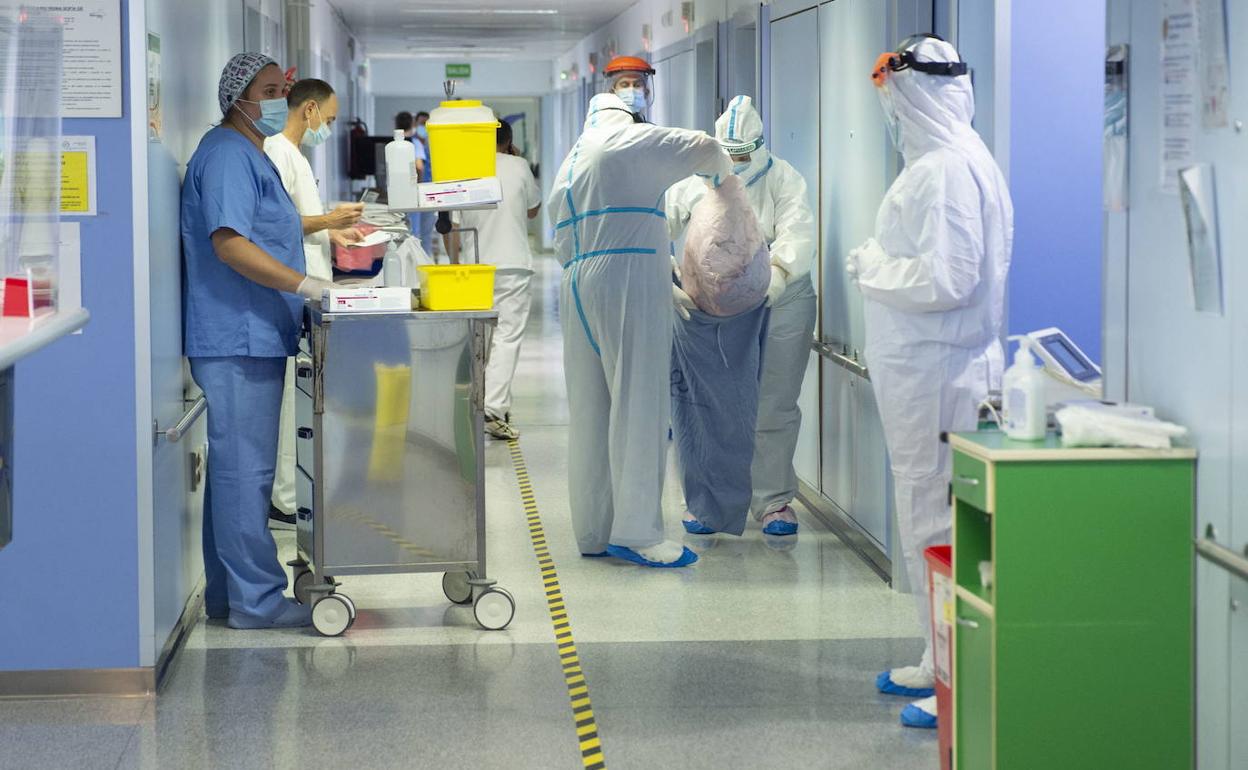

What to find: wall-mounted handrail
left=812, top=339, right=869, bottom=380
left=1195, top=524, right=1248, bottom=582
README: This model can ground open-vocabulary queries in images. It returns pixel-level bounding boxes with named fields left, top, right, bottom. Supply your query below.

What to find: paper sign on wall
left=1160, top=0, right=1197, bottom=193
left=60, top=137, right=96, bottom=216
left=147, top=33, right=162, bottom=141
left=0, top=0, right=122, bottom=118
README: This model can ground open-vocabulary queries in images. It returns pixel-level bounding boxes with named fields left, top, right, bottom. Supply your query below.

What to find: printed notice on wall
left=60, top=136, right=96, bottom=216
left=0, top=0, right=121, bottom=117
left=1160, top=0, right=1197, bottom=193
left=1197, top=0, right=1231, bottom=128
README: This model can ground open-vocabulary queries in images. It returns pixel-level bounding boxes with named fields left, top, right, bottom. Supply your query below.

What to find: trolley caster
left=312, top=594, right=353, bottom=637
left=337, top=593, right=357, bottom=623
left=442, top=571, right=474, bottom=605
left=293, top=570, right=316, bottom=605
left=473, top=587, right=515, bottom=631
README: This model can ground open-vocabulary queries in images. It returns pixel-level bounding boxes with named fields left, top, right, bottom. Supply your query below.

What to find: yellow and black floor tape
left=506, top=439, right=606, bottom=770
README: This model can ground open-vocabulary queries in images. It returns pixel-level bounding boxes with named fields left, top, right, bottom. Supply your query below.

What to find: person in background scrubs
left=666, top=95, right=818, bottom=538
left=448, top=119, right=541, bottom=441
left=851, top=35, right=1013, bottom=728
left=264, top=78, right=365, bottom=527
left=414, top=110, right=437, bottom=257
left=395, top=111, right=432, bottom=258
left=181, top=53, right=336, bottom=629
left=548, top=92, right=731, bottom=568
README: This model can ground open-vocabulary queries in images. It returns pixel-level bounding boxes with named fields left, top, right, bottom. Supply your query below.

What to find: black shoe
left=268, top=505, right=296, bottom=530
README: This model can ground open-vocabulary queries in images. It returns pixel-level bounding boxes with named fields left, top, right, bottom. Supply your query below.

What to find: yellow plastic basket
left=417, top=265, right=496, bottom=311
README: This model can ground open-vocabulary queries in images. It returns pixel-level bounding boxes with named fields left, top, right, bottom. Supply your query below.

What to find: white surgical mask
left=615, top=86, right=646, bottom=113
left=301, top=103, right=332, bottom=147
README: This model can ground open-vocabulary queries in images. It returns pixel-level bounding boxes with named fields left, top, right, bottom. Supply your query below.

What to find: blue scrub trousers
left=191, top=356, right=290, bottom=623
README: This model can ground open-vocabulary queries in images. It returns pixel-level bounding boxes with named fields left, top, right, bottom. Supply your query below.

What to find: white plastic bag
left=1056, top=403, right=1188, bottom=449
left=680, top=174, right=770, bottom=316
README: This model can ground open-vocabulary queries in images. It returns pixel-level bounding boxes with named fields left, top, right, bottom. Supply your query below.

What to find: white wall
left=551, top=0, right=764, bottom=91
left=306, top=0, right=369, bottom=201
left=369, top=58, right=553, bottom=98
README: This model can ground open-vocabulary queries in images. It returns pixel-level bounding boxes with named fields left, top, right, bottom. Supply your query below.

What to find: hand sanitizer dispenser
left=1002, top=336, right=1047, bottom=441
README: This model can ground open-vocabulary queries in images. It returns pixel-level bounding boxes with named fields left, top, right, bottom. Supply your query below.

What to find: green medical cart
left=948, top=431, right=1195, bottom=770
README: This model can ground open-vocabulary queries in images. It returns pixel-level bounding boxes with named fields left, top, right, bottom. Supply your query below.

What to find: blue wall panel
left=0, top=2, right=139, bottom=670
left=1008, top=0, right=1105, bottom=361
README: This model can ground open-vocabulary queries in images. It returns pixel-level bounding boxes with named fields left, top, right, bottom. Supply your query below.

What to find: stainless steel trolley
left=288, top=304, right=513, bottom=636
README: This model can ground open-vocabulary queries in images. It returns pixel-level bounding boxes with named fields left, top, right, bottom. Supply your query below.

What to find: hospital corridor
left=1, top=1, right=1246, bottom=769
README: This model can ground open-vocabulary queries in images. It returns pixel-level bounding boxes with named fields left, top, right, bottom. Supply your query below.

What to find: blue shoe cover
left=606, top=544, right=699, bottom=568
left=875, top=670, right=935, bottom=698
left=581, top=551, right=610, bottom=558
left=762, top=519, right=798, bottom=536
left=682, top=518, right=716, bottom=535
left=900, top=703, right=938, bottom=729
left=228, top=600, right=313, bottom=630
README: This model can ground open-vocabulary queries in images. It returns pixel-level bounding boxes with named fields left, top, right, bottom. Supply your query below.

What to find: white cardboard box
left=322, top=286, right=414, bottom=313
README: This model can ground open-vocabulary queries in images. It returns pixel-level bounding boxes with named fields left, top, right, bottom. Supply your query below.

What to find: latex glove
left=296, top=276, right=335, bottom=302
left=670, top=253, right=683, bottom=282
left=765, top=265, right=787, bottom=307
left=694, top=172, right=723, bottom=189
left=672, top=283, right=696, bottom=321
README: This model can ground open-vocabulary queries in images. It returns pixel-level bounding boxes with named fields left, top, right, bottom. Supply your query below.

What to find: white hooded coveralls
left=667, top=96, right=818, bottom=517
left=851, top=38, right=1013, bottom=664
left=549, top=93, right=730, bottom=553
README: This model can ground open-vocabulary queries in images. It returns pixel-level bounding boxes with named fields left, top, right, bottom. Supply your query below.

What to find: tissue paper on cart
left=1056, top=403, right=1188, bottom=449
left=679, top=174, right=771, bottom=316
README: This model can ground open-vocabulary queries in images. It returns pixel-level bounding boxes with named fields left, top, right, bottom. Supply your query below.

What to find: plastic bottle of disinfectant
left=1002, top=337, right=1047, bottom=441
left=385, top=129, right=420, bottom=210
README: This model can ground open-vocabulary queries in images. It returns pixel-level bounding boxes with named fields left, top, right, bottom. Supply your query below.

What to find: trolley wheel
left=337, top=593, right=358, bottom=625
left=293, top=570, right=316, bottom=605
left=312, top=594, right=353, bottom=637
left=442, top=572, right=474, bottom=605
left=473, top=588, right=515, bottom=631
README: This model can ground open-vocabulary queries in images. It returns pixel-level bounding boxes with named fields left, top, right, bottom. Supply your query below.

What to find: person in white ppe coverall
left=549, top=92, right=732, bottom=568
left=849, top=34, right=1012, bottom=729
left=667, top=95, right=817, bottom=537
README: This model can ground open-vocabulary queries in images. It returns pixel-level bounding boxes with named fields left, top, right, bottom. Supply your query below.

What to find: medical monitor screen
left=1039, top=335, right=1099, bottom=382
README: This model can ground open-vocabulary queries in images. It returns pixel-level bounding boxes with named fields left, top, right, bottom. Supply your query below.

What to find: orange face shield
left=871, top=52, right=899, bottom=88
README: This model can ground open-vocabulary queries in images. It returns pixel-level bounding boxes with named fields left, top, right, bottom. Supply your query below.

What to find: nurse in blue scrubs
left=180, top=53, right=335, bottom=629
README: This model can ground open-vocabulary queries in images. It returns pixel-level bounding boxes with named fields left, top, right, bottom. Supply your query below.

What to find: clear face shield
left=610, top=72, right=654, bottom=115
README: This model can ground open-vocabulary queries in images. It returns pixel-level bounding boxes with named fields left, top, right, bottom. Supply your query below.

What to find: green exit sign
left=445, top=63, right=472, bottom=79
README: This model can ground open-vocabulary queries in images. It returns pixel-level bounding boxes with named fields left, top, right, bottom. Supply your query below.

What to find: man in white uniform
left=264, top=78, right=364, bottom=526
left=451, top=120, right=541, bottom=440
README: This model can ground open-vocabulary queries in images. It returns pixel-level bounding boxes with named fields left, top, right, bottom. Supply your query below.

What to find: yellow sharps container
left=427, top=100, right=499, bottom=182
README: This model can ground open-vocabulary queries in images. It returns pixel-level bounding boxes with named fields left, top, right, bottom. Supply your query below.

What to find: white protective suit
left=667, top=96, right=818, bottom=519
left=550, top=93, right=731, bottom=555
left=849, top=37, right=1013, bottom=669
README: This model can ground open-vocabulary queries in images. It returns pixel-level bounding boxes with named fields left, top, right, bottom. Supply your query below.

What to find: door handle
left=157, top=396, right=207, bottom=443
left=956, top=617, right=980, bottom=629
left=954, top=475, right=981, bottom=487
left=297, top=427, right=314, bottom=440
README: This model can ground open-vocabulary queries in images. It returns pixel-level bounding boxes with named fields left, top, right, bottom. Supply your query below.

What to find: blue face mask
left=615, top=87, right=646, bottom=113
left=414, top=124, right=429, bottom=140
left=732, top=160, right=752, bottom=175
left=301, top=103, right=332, bottom=147
left=238, top=97, right=289, bottom=137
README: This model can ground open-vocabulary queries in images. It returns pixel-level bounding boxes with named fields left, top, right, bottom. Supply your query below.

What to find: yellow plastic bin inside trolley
left=426, top=100, right=499, bottom=183
left=417, top=264, right=497, bottom=311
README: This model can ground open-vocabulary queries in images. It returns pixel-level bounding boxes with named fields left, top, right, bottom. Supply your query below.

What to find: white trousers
left=484, top=269, right=533, bottom=419
left=868, top=340, right=1000, bottom=656
left=270, top=358, right=297, bottom=515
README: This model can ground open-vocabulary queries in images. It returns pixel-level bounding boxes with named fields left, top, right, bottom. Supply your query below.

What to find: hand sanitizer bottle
left=1002, top=337, right=1047, bottom=441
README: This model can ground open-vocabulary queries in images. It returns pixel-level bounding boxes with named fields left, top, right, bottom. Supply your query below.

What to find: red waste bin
left=925, top=545, right=953, bottom=770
